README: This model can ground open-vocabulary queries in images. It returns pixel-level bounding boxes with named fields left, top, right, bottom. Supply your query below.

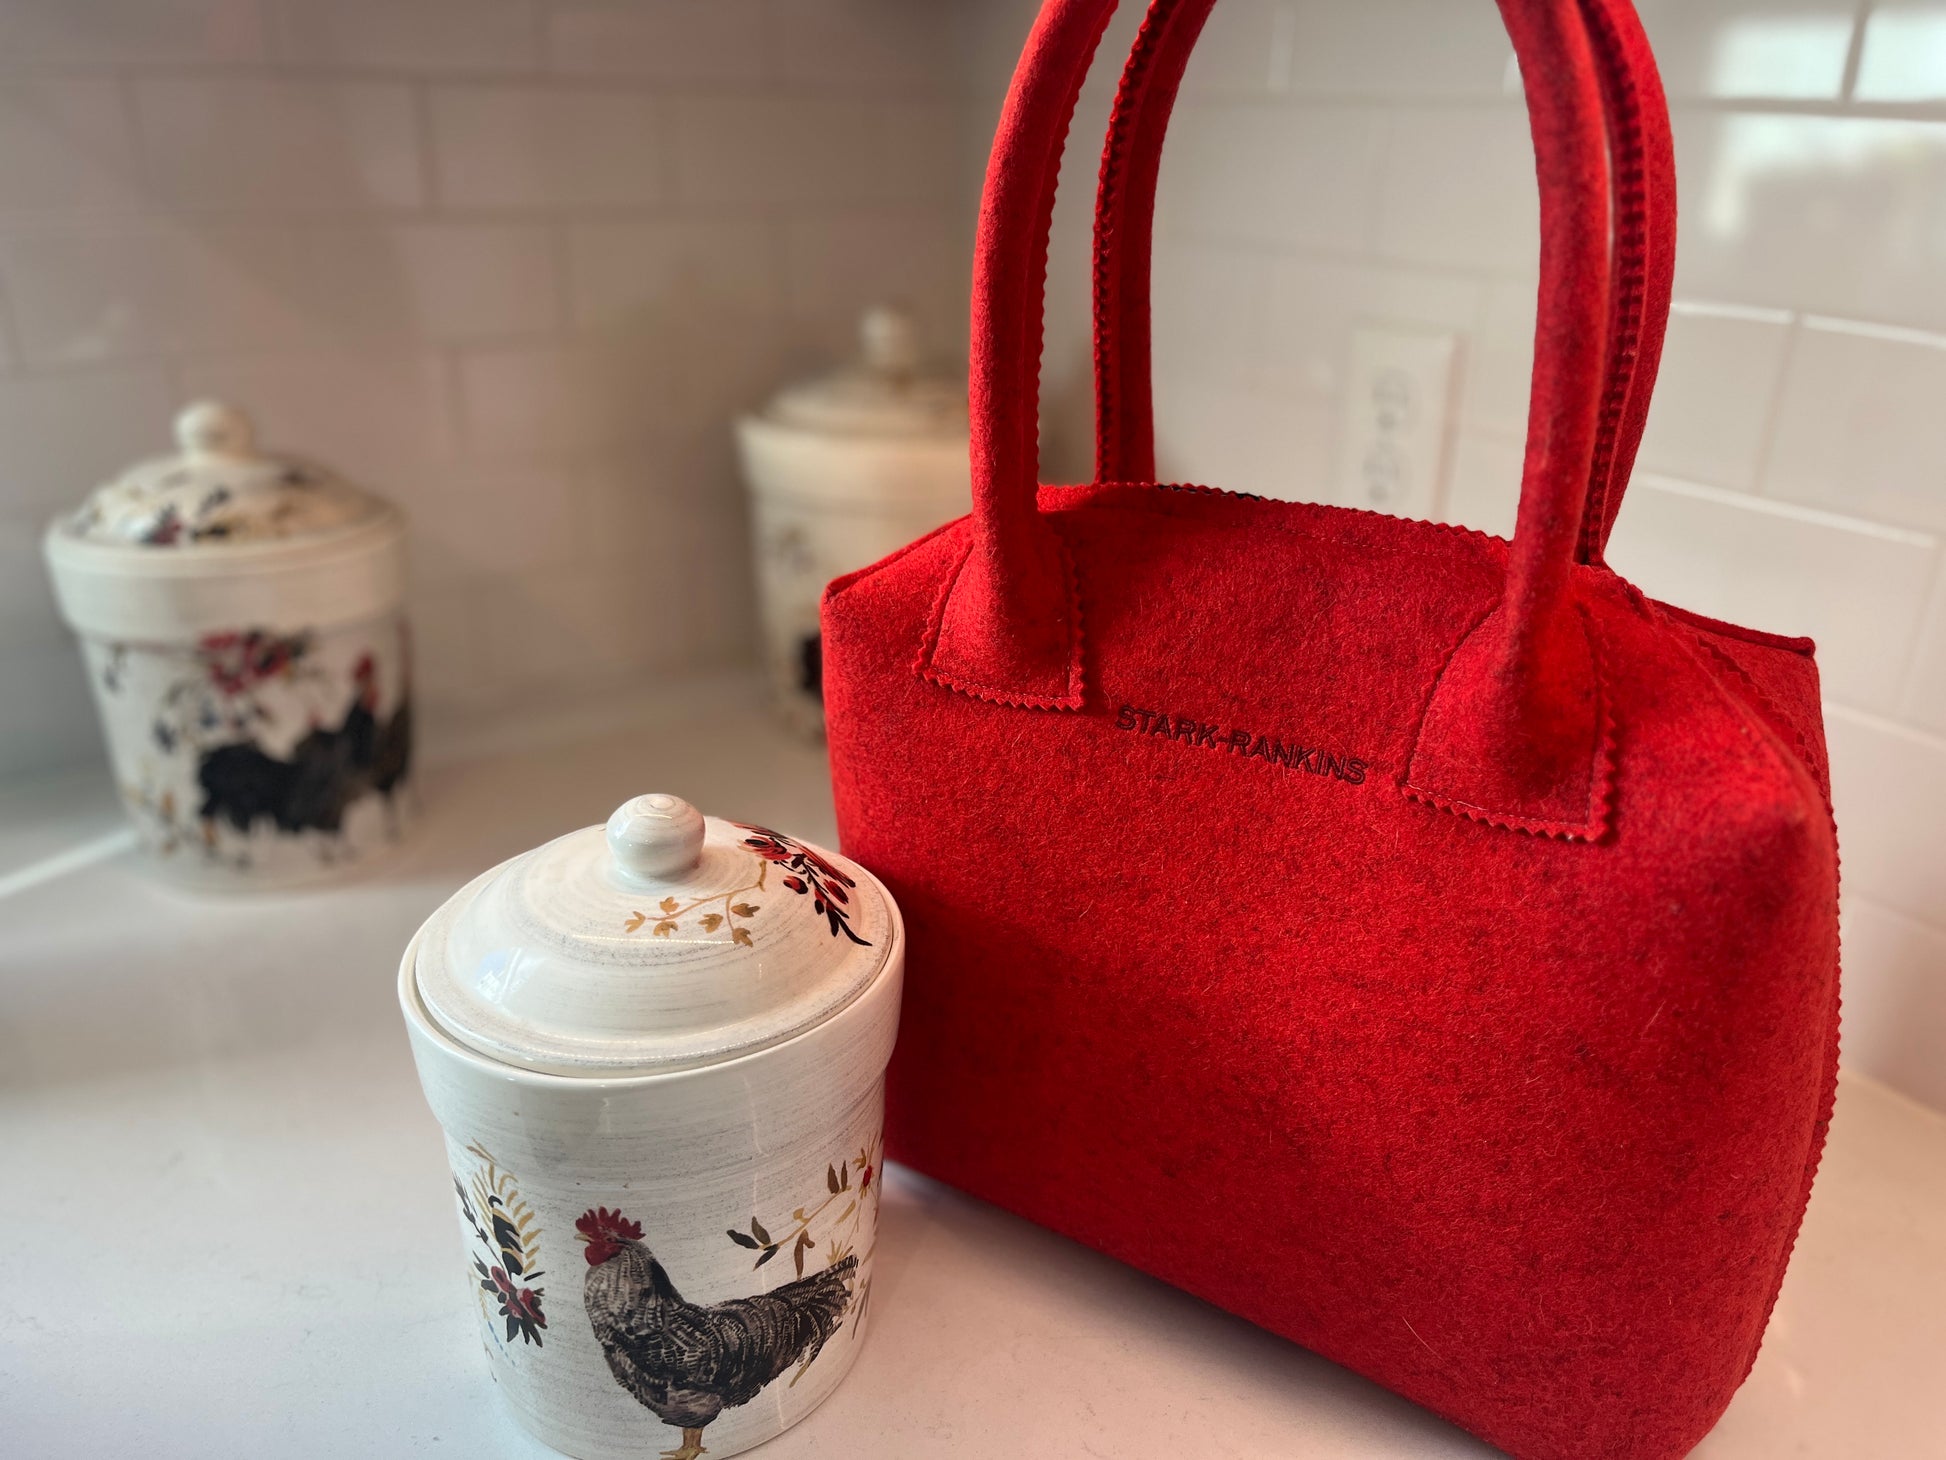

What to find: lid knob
left=860, top=304, right=920, bottom=381
left=174, top=400, right=256, bottom=459
left=606, top=794, right=706, bottom=883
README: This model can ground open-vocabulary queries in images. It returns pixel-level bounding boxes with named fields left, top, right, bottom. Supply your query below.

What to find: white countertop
left=3, top=679, right=1943, bottom=1460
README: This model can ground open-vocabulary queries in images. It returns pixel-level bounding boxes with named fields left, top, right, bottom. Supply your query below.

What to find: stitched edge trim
left=1083, top=478, right=1508, bottom=554
left=1400, top=602, right=1617, bottom=843
left=1681, top=624, right=1827, bottom=788
left=1649, top=596, right=1816, bottom=658
left=1577, top=0, right=1653, bottom=565
left=915, top=528, right=1087, bottom=711
left=1637, top=588, right=1843, bottom=1394
left=1090, top=0, right=1178, bottom=478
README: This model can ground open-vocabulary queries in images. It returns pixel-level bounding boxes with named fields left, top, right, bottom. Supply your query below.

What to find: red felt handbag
left=821, top=2, right=1841, bottom=1456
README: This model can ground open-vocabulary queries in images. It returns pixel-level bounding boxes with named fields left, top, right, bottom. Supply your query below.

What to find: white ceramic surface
left=402, top=792, right=904, bottom=1460
left=736, top=306, right=969, bottom=738
left=42, top=401, right=412, bottom=887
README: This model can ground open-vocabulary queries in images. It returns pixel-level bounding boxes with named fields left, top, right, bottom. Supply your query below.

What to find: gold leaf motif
left=620, top=847, right=771, bottom=945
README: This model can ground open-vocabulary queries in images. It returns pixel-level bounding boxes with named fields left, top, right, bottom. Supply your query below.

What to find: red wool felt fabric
left=821, top=3, right=1840, bottom=1458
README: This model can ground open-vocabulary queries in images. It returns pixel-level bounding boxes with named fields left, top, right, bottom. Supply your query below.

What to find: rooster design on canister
left=577, top=1207, right=858, bottom=1460
left=196, top=652, right=411, bottom=840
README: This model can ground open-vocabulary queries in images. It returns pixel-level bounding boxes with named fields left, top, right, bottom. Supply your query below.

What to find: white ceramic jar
left=400, top=792, right=903, bottom=1460
left=736, top=306, right=969, bottom=738
left=42, top=401, right=412, bottom=886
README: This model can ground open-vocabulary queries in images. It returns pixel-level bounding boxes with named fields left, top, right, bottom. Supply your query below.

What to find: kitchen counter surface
left=3, top=680, right=1942, bottom=1459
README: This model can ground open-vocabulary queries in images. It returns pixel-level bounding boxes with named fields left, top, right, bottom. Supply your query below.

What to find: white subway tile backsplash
left=1674, top=112, right=1946, bottom=332
left=411, top=461, right=582, bottom=580
left=177, top=352, right=454, bottom=484
left=689, top=338, right=790, bottom=440
left=570, top=219, right=779, bottom=339
left=1259, top=253, right=1484, bottom=404
left=406, top=578, right=491, bottom=704
left=672, top=95, right=954, bottom=207
left=1606, top=475, right=1937, bottom=712
left=485, top=564, right=651, bottom=685
left=1827, top=707, right=1946, bottom=929
left=0, top=223, right=311, bottom=365
left=0, top=221, right=559, bottom=365
left=546, top=1, right=765, bottom=82
left=455, top=344, right=583, bottom=459
left=457, top=342, right=671, bottom=460
left=766, top=0, right=953, bottom=88
left=1175, top=0, right=1299, bottom=98
left=0, top=0, right=265, bottom=65
left=133, top=79, right=423, bottom=210
left=1441, top=429, right=1522, bottom=538
left=486, top=543, right=746, bottom=687
left=1151, top=241, right=1277, bottom=394
left=0, top=641, right=102, bottom=787
left=1458, top=277, right=1537, bottom=440
left=1633, top=0, right=1856, bottom=101
left=1157, top=102, right=1385, bottom=253
left=576, top=447, right=733, bottom=560
left=951, top=0, right=1147, bottom=114
left=0, top=0, right=970, bottom=788
left=783, top=212, right=960, bottom=358
left=302, top=223, right=560, bottom=344
left=1904, top=572, right=1946, bottom=735
left=0, top=516, right=62, bottom=650
left=1766, top=317, right=1946, bottom=532
left=1854, top=1, right=1946, bottom=104
left=0, top=82, right=140, bottom=214
left=1151, top=375, right=1334, bottom=502
left=1840, top=897, right=1946, bottom=1111
left=0, top=367, right=179, bottom=517
left=1283, top=0, right=1513, bottom=99
left=274, top=0, right=539, bottom=73
left=1376, top=104, right=1538, bottom=273
left=1637, top=302, right=1794, bottom=493
left=431, top=85, right=663, bottom=210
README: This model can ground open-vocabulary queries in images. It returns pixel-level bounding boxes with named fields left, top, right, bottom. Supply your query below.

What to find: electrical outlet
left=1333, top=328, right=1459, bottom=519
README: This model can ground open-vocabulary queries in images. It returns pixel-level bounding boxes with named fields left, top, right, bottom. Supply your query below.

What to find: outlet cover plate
left=1333, top=327, right=1459, bottom=519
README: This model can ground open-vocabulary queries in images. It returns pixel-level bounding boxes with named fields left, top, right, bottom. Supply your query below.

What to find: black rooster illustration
left=196, top=654, right=411, bottom=841
left=577, top=1206, right=857, bottom=1460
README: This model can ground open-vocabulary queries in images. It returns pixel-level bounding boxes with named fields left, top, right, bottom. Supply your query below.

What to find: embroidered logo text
left=1114, top=705, right=1369, bottom=785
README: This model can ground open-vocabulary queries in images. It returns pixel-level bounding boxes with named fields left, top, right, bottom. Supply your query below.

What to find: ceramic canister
left=41, top=401, right=412, bottom=886
left=736, top=305, right=969, bottom=739
left=399, top=793, right=903, bottom=1460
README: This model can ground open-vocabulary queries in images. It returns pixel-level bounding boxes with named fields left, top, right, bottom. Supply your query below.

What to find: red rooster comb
left=576, top=1207, right=644, bottom=1265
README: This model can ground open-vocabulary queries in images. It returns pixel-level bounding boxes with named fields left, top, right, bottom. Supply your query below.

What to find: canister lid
left=58, top=401, right=388, bottom=549
left=411, top=794, right=895, bottom=1078
left=757, top=305, right=968, bottom=441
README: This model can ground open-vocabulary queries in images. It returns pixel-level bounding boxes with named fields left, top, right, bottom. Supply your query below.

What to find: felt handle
left=1089, top=0, right=1674, bottom=567
left=931, top=0, right=1625, bottom=837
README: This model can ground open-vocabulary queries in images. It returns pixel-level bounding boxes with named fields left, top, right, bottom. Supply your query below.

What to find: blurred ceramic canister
left=42, top=401, right=413, bottom=887
left=736, top=306, right=969, bottom=737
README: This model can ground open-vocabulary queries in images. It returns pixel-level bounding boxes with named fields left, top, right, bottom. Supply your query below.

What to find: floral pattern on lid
left=63, top=401, right=386, bottom=548
left=412, top=793, right=894, bottom=1078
